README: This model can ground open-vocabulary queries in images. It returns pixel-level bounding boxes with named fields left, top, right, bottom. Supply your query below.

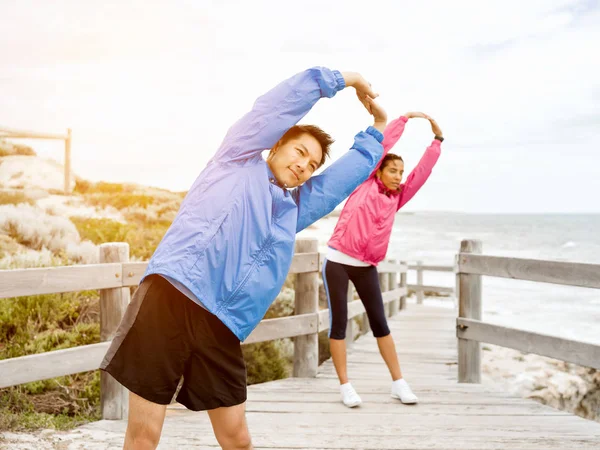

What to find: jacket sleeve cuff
left=365, top=126, right=384, bottom=143
left=399, top=116, right=409, bottom=123
left=332, top=70, right=346, bottom=91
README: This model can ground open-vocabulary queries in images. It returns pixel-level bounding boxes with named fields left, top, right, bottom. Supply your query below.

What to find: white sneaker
left=391, top=379, right=418, bottom=404
left=340, top=383, right=362, bottom=408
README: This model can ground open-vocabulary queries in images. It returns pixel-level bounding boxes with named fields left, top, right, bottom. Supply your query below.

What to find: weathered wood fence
left=0, top=239, right=408, bottom=420
left=0, top=125, right=72, bottom=194
left=407, top=260, right=455, bottom=303
left=456, top=238, right=600, bottom=382
left=3, top=237, right=596, bottom=421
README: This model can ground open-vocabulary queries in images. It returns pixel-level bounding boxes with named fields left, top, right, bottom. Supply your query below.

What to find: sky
left=1, top=0, right=599, bottom=213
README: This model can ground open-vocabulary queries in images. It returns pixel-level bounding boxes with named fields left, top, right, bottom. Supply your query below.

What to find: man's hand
left=341, top=72, right=378, bottom=99
left=362, top=96, right=387, bottom=133
left=341, top=72, right=386, bottom=133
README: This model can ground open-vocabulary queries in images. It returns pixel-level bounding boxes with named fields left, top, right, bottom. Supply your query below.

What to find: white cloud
left=0, top=0, right=598, bottom=212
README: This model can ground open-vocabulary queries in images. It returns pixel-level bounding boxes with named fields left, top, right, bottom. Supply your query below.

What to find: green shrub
left=85, top=193, right=155, bottom=210
left=71, top=217, right=170, bottom=260
left=74, top=181, right=132, bottom=195
left=0, top=291, right=99, bottom=359
left=0, top=290, right=101, bottom=431
left=243, top=340, right=291, bottom=385
left=0, top=191, right=33, bottom=206
left=0, top=140, right=36, bottom=157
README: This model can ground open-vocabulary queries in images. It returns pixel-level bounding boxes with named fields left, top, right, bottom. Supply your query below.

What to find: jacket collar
left=374, top=176, right=402, bottom=197
left=266, top=163, right=286, bottom=189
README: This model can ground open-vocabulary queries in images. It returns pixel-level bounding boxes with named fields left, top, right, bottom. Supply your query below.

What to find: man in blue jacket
left=101, top=67, right=387, bottom=449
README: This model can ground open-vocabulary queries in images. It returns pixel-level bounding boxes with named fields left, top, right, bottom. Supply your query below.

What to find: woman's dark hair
left=380, top=153, right=403, bottom=170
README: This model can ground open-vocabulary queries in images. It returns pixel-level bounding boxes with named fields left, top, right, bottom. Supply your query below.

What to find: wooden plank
left=458, top=254, right=600, bottom=289
left=0, top=251, right=318, bottom=300
left=381, top=287, right=407, bottom=304
left=0, top=263, right=122, bottom=299
left=457, top=318, right=600, bottom=370
left=377, top=261, right=408, bottom=273
left=408, top=264, right=454, bottom=272
left=318, top=309, right=330, bottom=331
left=0, top=342, right=110, bottom=388
left=242, top=401, right=567, bottom=415
left=347, top=296, right=365, bottom=320
left=407, top=284, right=454, bottom=294
left=0, top=125, right=69, bottom=140
left=245, top=391, right=534, bottom=404
left=245, top=313, right=318, bottom=345
left=289, top=251, right=319, bottom=274
left=121, top=262, right=148, bottom=286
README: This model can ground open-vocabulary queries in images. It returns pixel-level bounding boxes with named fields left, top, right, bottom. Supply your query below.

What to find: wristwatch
left=434, top=136, right=444, bottom=142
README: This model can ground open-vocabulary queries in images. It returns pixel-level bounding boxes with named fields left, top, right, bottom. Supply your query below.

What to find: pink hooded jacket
left=327, top=116, right=442, bottom=266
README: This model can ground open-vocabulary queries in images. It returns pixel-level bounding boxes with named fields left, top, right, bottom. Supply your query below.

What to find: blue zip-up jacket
left=143, top=67, right=384, bottom=341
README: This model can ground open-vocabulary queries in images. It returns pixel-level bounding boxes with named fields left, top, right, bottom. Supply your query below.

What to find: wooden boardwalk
left=33, top=304, right=600, bottom=449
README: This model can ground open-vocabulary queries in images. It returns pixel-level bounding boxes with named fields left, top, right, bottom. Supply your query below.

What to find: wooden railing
left=0, top=239, right=408, bottom=420
left=455, top=239, right=600, bottom=383
left=407, top=261, right=454, bottom=302
left=0, top=125, right=72, bottom=194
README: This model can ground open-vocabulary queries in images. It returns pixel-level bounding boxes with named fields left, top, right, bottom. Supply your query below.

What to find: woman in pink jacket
left=323, top=112, right=443, bottom=408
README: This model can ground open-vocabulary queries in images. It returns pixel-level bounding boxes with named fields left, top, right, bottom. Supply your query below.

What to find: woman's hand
left=425, top=115, right=443, bottom=138
left=404, top=112, right=428, bottom=119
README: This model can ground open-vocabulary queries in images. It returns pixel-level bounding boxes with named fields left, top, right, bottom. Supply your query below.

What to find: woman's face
left=377, top=159, right=404, bottom=191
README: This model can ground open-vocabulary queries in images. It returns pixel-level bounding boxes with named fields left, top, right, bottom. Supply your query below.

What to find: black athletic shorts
left=100, top=274, right=247, bottom=411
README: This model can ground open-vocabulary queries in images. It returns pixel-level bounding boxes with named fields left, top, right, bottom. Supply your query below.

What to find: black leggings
left=322, top=259, right=391, bottom=340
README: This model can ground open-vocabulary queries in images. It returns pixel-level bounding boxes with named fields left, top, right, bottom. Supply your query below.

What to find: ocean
left=299, top=213, right=600, bottom=345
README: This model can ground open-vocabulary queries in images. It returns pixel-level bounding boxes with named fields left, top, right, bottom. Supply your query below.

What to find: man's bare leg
left=208, top=402, right=253, bottom=450
left=123, top=392, right=167, bottom=450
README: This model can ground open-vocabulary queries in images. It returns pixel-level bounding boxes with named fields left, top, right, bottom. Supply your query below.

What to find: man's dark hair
left=278, top=125, right=334, bottom=168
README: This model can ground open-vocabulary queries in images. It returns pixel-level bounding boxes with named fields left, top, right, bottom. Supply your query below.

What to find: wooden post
left=399, top=261, right=407, bottom=311
left=416, top=260, right=424, bottom=304
left=361, top=276, right=371, bottom=335
left=361, top=310, right=371, bottom=334
left=378, top=270, right=389, bottom=317
left=99, top=242, right=130, bottom=420
left=345, top=283, right=354, bottom=348
left=388, top=259, right=399, bottom=317
left=457, top=239, right=482, bottom=383
left=64, top=128, right=72, bottom=195
left=293, top=238, right=319, bottom=377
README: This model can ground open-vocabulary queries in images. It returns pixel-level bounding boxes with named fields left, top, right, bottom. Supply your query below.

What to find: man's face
left=267, top=133, right=323, bottom=188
